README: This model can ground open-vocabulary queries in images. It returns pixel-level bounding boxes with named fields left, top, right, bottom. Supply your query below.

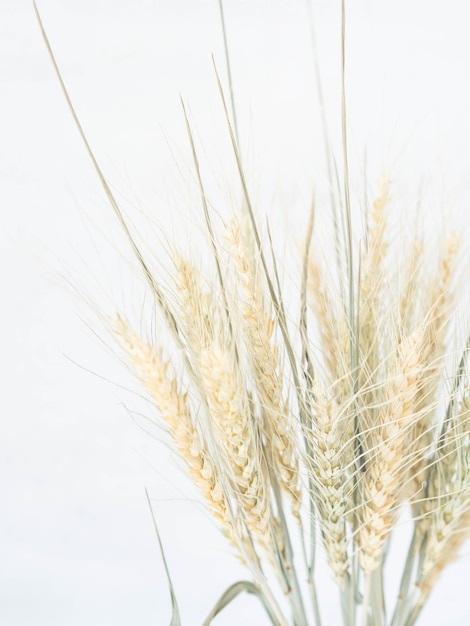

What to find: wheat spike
left=173, top=254, right=284, bottom=568
left=227, top=218, right=301, bottom=521
left=357, top=328, right=422, bottom=572
left=113, top=316, right=230, bottom=528
left=408, top=234, right=460, bottom=497
left=199, top=338, right=275, bottom=551
left=306, top=381, right=351, bottom=581
left=356, top=177, right=390, bottom=430
left=417, top=398, right=470, bottom=582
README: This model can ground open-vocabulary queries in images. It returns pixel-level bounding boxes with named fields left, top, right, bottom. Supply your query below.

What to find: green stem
left=390, top=529, right=418, bottom=626
left=361, top=571, right=372, bottom=626
left=309, top=575, right=322, bottom=626
left=340, top=577, right=353, bottom=626
left=370, top=565, right=385, bottom=626
left=271, top=478, right=309, bottom=626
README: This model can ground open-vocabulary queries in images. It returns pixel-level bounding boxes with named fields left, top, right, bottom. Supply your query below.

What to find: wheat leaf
left=201, top=580, right=278, bottom=626
left=145, top=489, right=181, bottom=626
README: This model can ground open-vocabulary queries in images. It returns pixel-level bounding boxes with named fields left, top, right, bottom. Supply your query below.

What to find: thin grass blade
left=145, top=489, right=181, bottom=626
left=201, top=580, right=279, bottom=626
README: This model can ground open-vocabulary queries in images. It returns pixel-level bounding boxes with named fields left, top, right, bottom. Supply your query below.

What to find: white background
left=2, top=1, right=470, bottom=624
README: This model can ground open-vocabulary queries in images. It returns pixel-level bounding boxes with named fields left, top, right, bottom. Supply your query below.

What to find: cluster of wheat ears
left=35, top=1, right=470, bottom=625
left=113, top=182, right=470, bottom=626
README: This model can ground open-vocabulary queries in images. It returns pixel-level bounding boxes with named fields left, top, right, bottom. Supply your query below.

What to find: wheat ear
left=227, top=218, right=301, bottom=521
left=416, top=398, right=470, bottom=591
left=306, top=381, right=352, bottom=581
left=199, top=339, right=275, bottom=550
left=408, top=234, right=460, bottom=498
left=113, top=316, right=230, bottom=528
left=174, top=256, right=286, bottom=562
left=357, top=328, right=422, bottom=573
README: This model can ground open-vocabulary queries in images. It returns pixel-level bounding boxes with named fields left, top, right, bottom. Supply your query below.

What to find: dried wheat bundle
left=112, top=180, right=469, bottom=626
left=34, top=1, right=470, bottom=624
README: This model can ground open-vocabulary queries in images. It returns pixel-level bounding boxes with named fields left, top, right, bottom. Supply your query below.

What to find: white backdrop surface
left=2, top=1, right=470, bottom=625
